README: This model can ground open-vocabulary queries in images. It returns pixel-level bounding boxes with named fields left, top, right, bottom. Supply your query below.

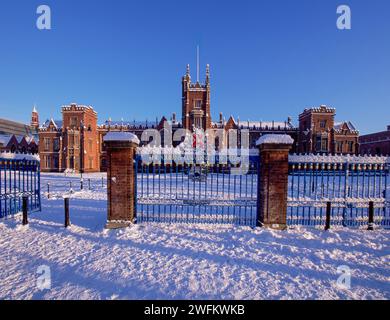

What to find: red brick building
left=39, top=103, right=100, bottom=172
left=96, top=64, right=298, bottom=170
left=359, top=125, right=390, bottom=156
left=37, top=65, right=362, bottom=172
left=298, top=105, right=359, bottom=154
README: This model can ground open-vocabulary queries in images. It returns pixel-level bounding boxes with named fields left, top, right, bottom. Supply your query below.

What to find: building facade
left=96, top=64, right=298, bottom=171
left=37, top=65, right=361, bottom=172
left=39, top=103, right=100, bottom=172
left=298, top=105, right=359, bottom=154
left=359, top=125, right=390, bottom=156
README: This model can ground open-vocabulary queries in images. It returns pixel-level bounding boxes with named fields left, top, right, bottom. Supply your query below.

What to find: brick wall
left=359, top=127, right=390, bottom=156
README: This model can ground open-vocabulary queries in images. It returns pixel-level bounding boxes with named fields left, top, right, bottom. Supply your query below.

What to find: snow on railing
left=0, top=151, right=40, bottom=161
left=136, top=146, right=260, bottom=156
left=289, top=153, right=390, bottom=165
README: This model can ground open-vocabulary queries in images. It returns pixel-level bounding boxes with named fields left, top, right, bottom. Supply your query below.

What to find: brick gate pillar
left=104, top=132, right=140, bottom=229
left=256, top=135, right=293, bottom=230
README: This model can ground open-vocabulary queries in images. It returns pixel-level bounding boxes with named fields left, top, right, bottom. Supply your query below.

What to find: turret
left=30, top=105, right=39, bottom=131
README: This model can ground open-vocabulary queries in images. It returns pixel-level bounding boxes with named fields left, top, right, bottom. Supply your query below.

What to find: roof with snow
left=41, top=119, right=63, bottom=129
left=0, top=134, right=12, bottom=146
left=221, top=116, right=296, bottom=130
left=289, top=153, right=390, bottom=164
left=0, top=134, right=36, bottom=146
left=103, top=132, right=140, bottom=144
left=256, top=134, right=295, bottom=145
left=99, top=118, right=182, bottom=129
left=301, top=105, right=336, bottom=114
left=0, top=151, right=40, bottom=161
left=61, top=103, right=97, bottom=114
left=334, top=121, right=358, bottom=132
left=241, top=121, right=295, bottom=130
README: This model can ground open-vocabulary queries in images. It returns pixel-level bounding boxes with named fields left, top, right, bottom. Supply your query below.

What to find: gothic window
left=69, top=135, right=74, bottom=147
left=348, top=141, right=354, bottom=153
left=53, top=138, right=59, bottom=152
left=44, top=138, right=50, bottom=151
left=321, top=138, right=328, bottom=152
left=53, top=157, right=59, bottom=168
left=89, top=157, right=93, bottom=169
left=194, top=117, right=201, bottom=129
left=45, top=156, right=50, bottom=169
left=320, top=120, right=327, bottom=129
left=70, top=117, right=78, bottom=127
left=74, top=134, right=79, bottom=147
left=69, top=157, right=74, bottom=169
left=315, top=135, right=322, bottom=152
left=194, top=100, right=202, bottom=109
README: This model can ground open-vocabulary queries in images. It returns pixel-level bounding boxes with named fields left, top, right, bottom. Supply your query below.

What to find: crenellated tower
left=182, top=64, right=211, bottom=131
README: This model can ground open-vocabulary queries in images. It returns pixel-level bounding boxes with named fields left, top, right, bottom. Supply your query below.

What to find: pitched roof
left=0, top=134, right=12, bottom=145
left=223, top=117, right=296, bottom=130
left=41, top=119, right=62, bottom=129
left=334, top=121, right=358, bottom=132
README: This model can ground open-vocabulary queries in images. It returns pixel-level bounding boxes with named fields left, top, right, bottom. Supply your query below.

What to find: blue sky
left=0, top=0, right=389, bottom=134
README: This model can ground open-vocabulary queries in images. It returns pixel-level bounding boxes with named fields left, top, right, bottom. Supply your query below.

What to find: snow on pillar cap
left=103, top=132, right=140, bottom=145
left=256, top=134, right=294, bottom=146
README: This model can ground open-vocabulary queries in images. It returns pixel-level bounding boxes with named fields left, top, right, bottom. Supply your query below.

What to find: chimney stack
left=219, top=112, right=223, bottom=124
left=172, top=112, right=176, bottom=123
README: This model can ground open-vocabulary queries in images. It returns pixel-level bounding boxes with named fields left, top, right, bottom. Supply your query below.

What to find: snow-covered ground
left=0, top=173, right=389, bottom=300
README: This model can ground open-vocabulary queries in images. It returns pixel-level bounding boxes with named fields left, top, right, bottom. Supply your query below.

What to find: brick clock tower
left=182, top=64, right=211, bottom=131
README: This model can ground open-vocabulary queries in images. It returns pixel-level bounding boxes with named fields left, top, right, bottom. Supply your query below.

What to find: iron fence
left=0, top=156, right=41, bottom=218
left=288, top=156, right=390, bottom=227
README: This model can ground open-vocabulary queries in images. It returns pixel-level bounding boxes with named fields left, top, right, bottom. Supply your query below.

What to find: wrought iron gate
left=135, top=157, right=259, bottom=226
